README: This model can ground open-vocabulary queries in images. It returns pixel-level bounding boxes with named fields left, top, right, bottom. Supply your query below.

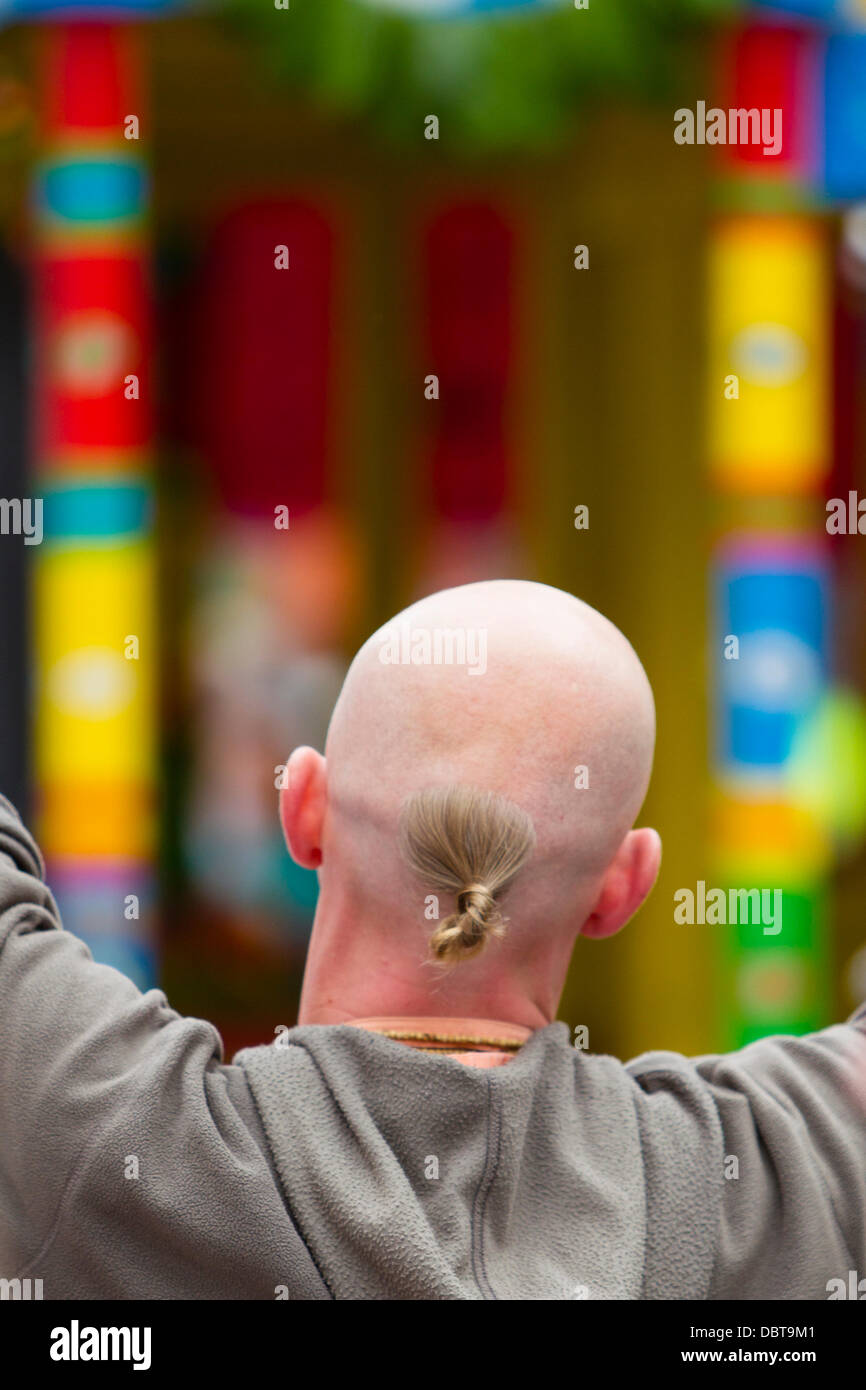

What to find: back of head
left=314, top=580, right=656, bottom=986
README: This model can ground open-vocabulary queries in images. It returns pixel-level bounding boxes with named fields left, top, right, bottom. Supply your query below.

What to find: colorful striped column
left=713, top=535, right=832, bottom=1043
left=709, top=25, right=833, bottom=1045
left=32, top=22, right=156, bottom=989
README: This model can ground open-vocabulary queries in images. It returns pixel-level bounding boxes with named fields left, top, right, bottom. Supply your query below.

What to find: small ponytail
left=398, top=785, right=536, bottom=965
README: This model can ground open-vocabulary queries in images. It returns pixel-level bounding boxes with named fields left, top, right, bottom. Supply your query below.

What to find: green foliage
left=219, top=0, right=742, bottom=156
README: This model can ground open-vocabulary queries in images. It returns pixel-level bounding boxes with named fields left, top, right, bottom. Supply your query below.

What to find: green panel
left=717, top=880, right=831, bottom=1048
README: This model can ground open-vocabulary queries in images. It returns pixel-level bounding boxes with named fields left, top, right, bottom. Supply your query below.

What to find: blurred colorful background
left=2, top=0, right=866, bottom=1060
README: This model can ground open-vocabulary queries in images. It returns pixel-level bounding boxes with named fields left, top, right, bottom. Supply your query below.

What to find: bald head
left=286, top=580, right=660, bottom=1026
left=327, top=580, right=654, bottom=869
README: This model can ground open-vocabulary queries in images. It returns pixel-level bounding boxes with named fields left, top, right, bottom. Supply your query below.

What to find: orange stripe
left=37, top=782, right=156, bottom=860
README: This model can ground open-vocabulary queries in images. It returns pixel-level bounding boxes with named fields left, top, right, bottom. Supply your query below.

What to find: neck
left=296, top=882, right=563, bottom=1031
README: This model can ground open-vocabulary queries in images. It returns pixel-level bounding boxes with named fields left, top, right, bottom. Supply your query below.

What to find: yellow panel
left=708, top=217, right=830, bottom=494
left=34, top=541, right=157, bottom=782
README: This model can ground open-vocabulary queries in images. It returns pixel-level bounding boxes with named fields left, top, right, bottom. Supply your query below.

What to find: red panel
left=42, top=23, right=141, bottom=135
left=34, top=255, right=151, bottom=461
left=423, top=202, right=513, bottom=522
left=716, top=23, right=819, bottom=178
left=187, top=200, right=334, bottom=517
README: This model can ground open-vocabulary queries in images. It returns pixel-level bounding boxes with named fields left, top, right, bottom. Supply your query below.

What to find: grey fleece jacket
left=1, top=795, right=865, bottom=1301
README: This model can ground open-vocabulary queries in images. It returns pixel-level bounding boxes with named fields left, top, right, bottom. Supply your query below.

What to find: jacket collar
left=346, top=1015, right=532, bottom=1067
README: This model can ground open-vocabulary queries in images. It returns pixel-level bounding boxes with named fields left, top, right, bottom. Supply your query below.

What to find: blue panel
left=0, top=0, right=182, bottom=17
left=753, top=0, right=841, bottom=18
left=716, top=551, right=829, bottom=774
left=824, top=34, right=866, bottom=200
left=42, top=482, right=153, bottom=543
left=36, top=159, right=147, bottom=225
left=53, top=873, right=154, bottom=939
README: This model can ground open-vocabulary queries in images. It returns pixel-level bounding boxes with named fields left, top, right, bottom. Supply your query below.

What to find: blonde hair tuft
left=398, top=785, right=536, bottom=965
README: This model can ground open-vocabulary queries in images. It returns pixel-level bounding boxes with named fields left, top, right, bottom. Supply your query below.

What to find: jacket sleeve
left=694, top=1005, right=866, bottom=1300
left=0, top=794, right=339, bottom=1299
left=0, top=795, right=224, bottom=1271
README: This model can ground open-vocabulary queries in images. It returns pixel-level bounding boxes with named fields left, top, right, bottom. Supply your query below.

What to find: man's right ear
left=279, top=746, right=327, bottom=870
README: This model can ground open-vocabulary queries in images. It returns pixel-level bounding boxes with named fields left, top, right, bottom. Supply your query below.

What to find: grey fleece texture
left=1, top=794, right=865, bottom=1300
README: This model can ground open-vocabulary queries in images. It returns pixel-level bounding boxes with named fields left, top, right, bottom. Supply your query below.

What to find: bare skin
left=280, top=579, right=661, bottom=1033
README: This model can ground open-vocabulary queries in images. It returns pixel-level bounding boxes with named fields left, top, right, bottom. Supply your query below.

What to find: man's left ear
left=279, top=746, right=327, bottom=870
left=581, top=827, right=662, bottom=941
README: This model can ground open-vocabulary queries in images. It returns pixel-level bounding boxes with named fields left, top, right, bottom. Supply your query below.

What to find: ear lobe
left=581, top=827, right=662, bottom=941
left=279, top=746, right=327, bottom=870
